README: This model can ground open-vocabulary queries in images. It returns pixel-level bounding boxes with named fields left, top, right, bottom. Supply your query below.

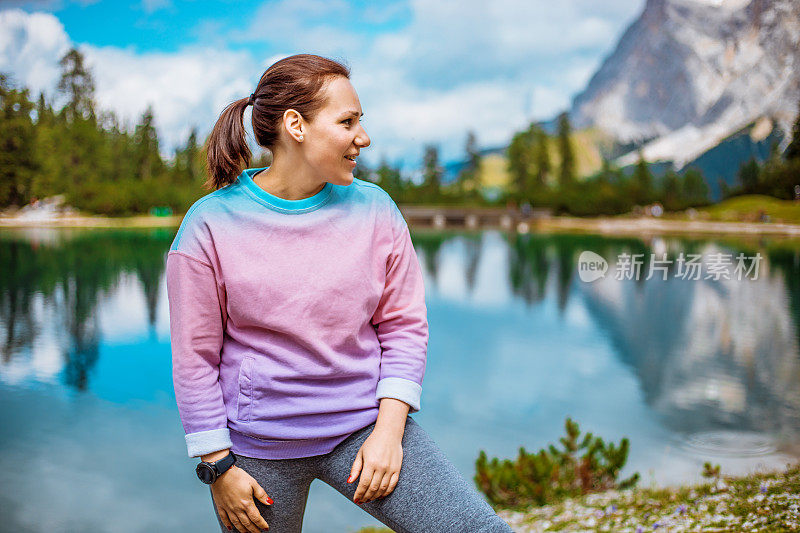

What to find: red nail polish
left=355, top=499, right=360, bottom=504
left=267, top=496, right=274, bottom=505
left=347, top=475, right=353, bottom=483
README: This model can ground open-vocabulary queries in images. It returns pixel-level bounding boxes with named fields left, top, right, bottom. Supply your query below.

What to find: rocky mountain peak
left=570, top=0, right=800, bottom=168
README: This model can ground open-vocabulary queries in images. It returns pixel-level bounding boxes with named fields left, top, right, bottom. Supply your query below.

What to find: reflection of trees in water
left=0, top=230, right=172, bottom=390
left=462, top=233, right=482, bottom=296
left=411, top=231, right=447, bottom=286
left=134, top=252, right=165, bottom=326
left=405, top=229, right=800, bottom=439
left=411, top=232, right=484, bottom=296
left=62, top=304, right=100, bottom=391
left=0, top=241, right=40, bottom=364
left=769, top=247, right=800, bottom=358
left=506, top=233, right=649, bottom=311
left=507, top=233, right=550, bottom=306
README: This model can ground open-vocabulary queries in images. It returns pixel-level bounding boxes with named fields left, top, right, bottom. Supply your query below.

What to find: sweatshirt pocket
left=236, top=355, right=254, bottom=423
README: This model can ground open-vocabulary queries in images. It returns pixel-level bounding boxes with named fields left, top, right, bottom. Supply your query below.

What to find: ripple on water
left=682, top=431, right=777, bottom=457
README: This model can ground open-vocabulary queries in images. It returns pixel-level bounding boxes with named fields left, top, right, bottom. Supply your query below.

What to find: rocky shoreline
left=3, top=211, right=800, bottom=238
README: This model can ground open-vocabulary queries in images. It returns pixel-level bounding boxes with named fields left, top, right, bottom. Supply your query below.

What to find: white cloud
left=0, top=9, right=263, bottom=154
left=83, top=43, right=257, bottom=153
left=0, top=1, right=645, bottom=166
left=0, top=9, right=70, bottom=96
left=237, top=0, right=368, bottom=56
left=341, top=0, right=646, bottom=163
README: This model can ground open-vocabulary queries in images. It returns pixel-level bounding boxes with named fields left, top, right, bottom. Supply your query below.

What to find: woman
left=166, top=53, right=513, bottom=533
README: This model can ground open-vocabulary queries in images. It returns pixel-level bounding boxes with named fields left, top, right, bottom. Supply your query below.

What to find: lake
left=1, top=227, right=798, bottom=532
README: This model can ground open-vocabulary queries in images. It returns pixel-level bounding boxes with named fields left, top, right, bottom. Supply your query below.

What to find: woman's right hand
left=211, top=465, right=273, bottom=532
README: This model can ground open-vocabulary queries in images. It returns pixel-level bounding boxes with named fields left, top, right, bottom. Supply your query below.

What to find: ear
left=283, top=109, right=305, bottom=142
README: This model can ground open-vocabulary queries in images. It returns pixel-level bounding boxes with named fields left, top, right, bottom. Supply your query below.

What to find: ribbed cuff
left=185, top=428, right=233, bottom=458
left=376, top=377, right=422, bottom=413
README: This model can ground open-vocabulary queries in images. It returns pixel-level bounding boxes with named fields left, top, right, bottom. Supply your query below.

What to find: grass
left=691, top=195, right=800, bottom=225
left=498, top=461, right=800, bottom=532
left=352, top=462, right=800, bottom=532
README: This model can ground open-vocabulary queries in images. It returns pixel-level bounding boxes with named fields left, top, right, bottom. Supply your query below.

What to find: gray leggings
left=211, top=416, right=513, bottom=532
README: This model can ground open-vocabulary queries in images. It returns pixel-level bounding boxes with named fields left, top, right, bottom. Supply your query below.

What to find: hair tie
left=247, top=93, right=256, bottom=106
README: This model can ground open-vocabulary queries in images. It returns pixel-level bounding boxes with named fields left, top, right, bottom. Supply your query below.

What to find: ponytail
left=204, top=54, right=351, bottom=191
left=205, top=96, right=252, bottom=190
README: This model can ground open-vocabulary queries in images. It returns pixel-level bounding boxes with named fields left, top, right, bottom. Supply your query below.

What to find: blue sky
left=1, top=0, right=645, bottom=168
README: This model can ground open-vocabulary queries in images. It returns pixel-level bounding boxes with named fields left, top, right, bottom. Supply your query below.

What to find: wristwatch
left=196, top=452, right=237, bottom=484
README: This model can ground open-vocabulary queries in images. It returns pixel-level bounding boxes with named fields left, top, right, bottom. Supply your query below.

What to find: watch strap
left=196, top=452, right=236, bottom=484
left=213, top=452, right=236, bottom=477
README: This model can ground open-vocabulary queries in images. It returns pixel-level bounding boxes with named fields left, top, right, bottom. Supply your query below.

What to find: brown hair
left=205, top=54, right=351, bottom=190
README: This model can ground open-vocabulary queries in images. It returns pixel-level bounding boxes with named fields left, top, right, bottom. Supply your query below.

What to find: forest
left=2, top=48, right=799, bottom=216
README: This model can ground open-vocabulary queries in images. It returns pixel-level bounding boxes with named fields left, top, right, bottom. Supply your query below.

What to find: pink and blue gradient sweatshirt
left=166, top=168, right=428, bottom=459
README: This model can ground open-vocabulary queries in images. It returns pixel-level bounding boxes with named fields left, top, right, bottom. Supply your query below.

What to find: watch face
left=196, top=463, right=216, bottom=484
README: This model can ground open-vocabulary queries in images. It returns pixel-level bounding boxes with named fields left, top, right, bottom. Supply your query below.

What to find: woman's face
left=302, top=76, right=370, bottom=186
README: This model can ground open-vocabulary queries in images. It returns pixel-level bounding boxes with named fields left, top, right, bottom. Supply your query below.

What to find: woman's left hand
left=348, top=427, right=404, bottom=504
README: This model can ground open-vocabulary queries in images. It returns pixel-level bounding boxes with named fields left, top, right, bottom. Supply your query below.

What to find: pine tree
left=785, top=97, right=800, bottom=161
left=533, top=127, right=551, bottom=187
left=457, top=131, right=481, bottom=195
left=133, top=106, right=162, bottom=181
left=375, top=158, right=403, bottom=198
left=422, top=144, right=442, bottom=201
left=174, top=128, right=202, bottom=184
left=661, top=170, right=682, bottom=211
left=737, top=158, right=760, bottom=193
left=682, top=168, right=710, bottom=206
left=57, top=48, right=95, bottom=122
left=0, top=74, right=37, bottom=206
left=184, top=129, right=201, bottom=184
left=35, top=92, right=54, bottom=127
left=631, top=152, right=654, bottom=205
left=507, top=127, right=534, bottom=199
left=556, top=112, right=575, bottom=189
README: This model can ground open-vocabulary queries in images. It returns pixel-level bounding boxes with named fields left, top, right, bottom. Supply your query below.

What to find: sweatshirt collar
left=239, top=167, right=333, bottom=213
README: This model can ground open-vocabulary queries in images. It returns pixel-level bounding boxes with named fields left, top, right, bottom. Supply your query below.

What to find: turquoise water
left=1, top=227, right=798, bottom=532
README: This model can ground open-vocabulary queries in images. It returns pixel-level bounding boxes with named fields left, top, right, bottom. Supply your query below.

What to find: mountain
left=570, top=0, right=800, bottom=172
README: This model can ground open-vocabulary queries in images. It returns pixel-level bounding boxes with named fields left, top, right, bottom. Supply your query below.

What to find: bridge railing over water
left=398, top=206, right=553, bottom=230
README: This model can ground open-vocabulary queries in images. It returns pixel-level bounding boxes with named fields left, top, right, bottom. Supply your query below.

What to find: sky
left=0, top=0, right=646, bottom=168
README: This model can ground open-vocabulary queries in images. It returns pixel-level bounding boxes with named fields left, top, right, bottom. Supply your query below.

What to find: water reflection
left=1, top=227, right=799, bottom=532
left=0, top=229, right=172, bottom=391
left=412, top=230, right=800, bottom=452
left=2, top=228, right=799, bottom=437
